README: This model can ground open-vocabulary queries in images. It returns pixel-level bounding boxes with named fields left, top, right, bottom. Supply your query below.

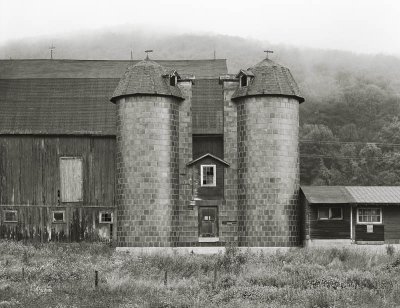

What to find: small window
left=170, top=75, right=177, bottom=86
left=318, top=207, right=343, bottom=220
left=4, top=210, right=17, bottom=223
left=99, top=212, right=113, bottom=224
left=52, top=211, right=65, bottom=223
left=330, top=207, right=343, bottom=220
left=357, top=208, right=382, bottom=224
left=199, top=207, right=218, bottom=238
left=240, top=75, right=248, bottom=87
left=201, top=165, right=216, bottom=187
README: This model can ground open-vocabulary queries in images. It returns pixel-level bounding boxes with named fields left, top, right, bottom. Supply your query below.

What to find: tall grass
left=0, top=240, right=400, bottom=307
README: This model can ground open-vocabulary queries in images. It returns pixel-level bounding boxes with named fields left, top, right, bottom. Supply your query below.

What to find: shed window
left=4, top=210, right=17, bottom=223
left=99, top=212, right=113, bottom=223
left=199, top=207, right=218, bottom=237
left=357, top=208, right=381, bottom=224
left=240, top=75, right=248, bottom=87
left=52, top=211, right=65, bottom=223
left=318, top=207, right=343, bottom=220
left=201, top=165, right=216, bottom=187
left=60, top=157, right=83, bottom=202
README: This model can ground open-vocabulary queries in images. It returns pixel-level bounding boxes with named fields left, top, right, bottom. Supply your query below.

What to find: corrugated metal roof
left=301, top=186, right=353, bottom=204
left=302, top=186, right=400, bottom=204
left=0, top=59, right=227, bottom=135
left=346, top=186, right=400, bottom=204
left=232, top=58, right=304, bottom=102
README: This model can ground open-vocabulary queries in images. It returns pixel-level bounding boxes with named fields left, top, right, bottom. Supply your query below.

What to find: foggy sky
left=1, top=0, right=399, bottom=56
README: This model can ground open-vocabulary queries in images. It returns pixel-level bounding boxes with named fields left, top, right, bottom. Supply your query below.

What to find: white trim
left=356, top=207, right=382, bottom=225
left=200, top=164, right=216, bottom=187
left=99, top=211, right=113, bottom=224
left=198, top=237, right=219, bottom=243
left=3, top=210, right=18, bottom=223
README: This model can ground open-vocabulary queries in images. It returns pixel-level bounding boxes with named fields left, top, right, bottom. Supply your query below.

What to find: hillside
left=1, top=29, right=400, bottom=185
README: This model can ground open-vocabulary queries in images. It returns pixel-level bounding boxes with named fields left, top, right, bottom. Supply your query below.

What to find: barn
left=301, top=186, right=400, bottom=246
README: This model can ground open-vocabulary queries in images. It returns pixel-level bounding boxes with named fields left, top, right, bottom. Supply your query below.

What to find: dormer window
left=201, top=165, right=216, bottom=187
left=240, top=75, right=248, bottom=87
left=170, top=75, right=177, bottom=86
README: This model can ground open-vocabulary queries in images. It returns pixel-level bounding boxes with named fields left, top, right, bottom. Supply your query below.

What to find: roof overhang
left=187, top=153, right=230, bottom=167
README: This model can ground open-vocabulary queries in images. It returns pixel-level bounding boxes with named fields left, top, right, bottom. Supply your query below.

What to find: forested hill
left=1, top=30, right=400, bottom=185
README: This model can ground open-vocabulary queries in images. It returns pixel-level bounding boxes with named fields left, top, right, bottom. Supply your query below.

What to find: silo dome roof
left=232, top=58, right=304, bottom=103
left=110, top=58, right=183, bottom=102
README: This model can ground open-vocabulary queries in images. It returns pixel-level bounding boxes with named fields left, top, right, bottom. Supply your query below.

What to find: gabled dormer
left=187, top=153, right=230, bottom=200
left=163, top=69, right=180, bottom=87
left=236, top=69, right=254, bottom=88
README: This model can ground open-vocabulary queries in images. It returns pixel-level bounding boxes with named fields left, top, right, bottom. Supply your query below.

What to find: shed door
left=60, top=157, right=83, bottom=202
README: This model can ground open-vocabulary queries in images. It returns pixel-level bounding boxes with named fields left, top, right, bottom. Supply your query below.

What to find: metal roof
left=302, top=186, right=400, bottom=205
left=0, top=59, right=227, bottom=135
left=232, top=58, right=304, bottom=102
left=301, top=186, right=353, bottom=204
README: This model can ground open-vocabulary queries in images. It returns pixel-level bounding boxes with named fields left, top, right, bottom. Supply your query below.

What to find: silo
left=232, top=58, right=305, bottom=247
left=110, top=57, right=183, bottom=247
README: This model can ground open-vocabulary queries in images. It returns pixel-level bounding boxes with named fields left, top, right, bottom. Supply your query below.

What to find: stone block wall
left=115, top=96, right=180, bottom=247
left=237, top=96, right=300, bottom=247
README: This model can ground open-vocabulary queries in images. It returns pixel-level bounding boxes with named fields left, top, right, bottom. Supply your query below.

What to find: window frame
left=240, top=74, right=248, bottom=87
left=200, top=164, right=216, bottom=187
left=99, top=211, right=113, bottom=224
left=170, top=75, right=177, bottom=86
left=52, top=210, right=66, bottom=223
left=357, top=207, right=382, bottom=225
left=198, top=206, right=219, bottom=240
left=3, top=210, right=18, bottom=223
left=317, top=207, right=343, bottom=221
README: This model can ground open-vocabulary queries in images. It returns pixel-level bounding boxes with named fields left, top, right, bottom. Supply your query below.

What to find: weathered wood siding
left=0, top=135, right=115, bottom=206
left=383, top=206, right=400, bottom=243
left=0, top=135, right=116, bottom=241
left=192, top=135, right=223, bottom=159
left=309, top=205, right=350, bottom=239
left=355, top=224, right=384, bottom=242
left=0, top=205, right=116, bottom=242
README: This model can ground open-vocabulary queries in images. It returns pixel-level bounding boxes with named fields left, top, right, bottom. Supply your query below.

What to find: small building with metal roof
left=301, top=186, right=400, bottom=246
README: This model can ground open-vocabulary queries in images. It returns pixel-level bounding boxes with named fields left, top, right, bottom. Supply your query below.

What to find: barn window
left=318, top=207, right=343, bottom=220
left=240, top=75, right=248, bottom=87
left=99, top=212, right=113, bottom=223
left=52, top=211, right=65, bottom=223
left=198, top=207, right=218, bottom=239
left=201, top=165, right=216, bottom=187
left=4, top=210, right=17, bottom=223
left=357, top=208, right=382, bottom=224
left=60, top=157, right=83, bottom=202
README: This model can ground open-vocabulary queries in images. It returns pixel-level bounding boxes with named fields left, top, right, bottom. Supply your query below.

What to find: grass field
left=1, top=241, right=400, bottom=307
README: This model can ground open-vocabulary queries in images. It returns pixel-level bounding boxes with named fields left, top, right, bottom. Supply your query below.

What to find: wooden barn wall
left=309, top=204, right=351, bottom=239
left=0, top=205, right=116, bottom=242
left=0, top=135, right=115, bottom=207
left=192, top=135, right=223, bottom=159
left=0, top=135, right=116, bottom=242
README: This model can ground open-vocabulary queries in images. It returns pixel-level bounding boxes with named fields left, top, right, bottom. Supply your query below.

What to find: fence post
left=22, top=267, right=25, bottom=280
left=213, top=266, right=218, bottom=289
left=95, top=270, right=98, bottom=288
left=164, top=270, right=168, bottom=286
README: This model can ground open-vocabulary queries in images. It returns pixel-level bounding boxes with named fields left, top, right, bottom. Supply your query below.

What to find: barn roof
left=232, top=58, right=304, bottom=102
left=0, top=59, right=227, bottom=135
left=302, top=186, right=400, bottom=205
